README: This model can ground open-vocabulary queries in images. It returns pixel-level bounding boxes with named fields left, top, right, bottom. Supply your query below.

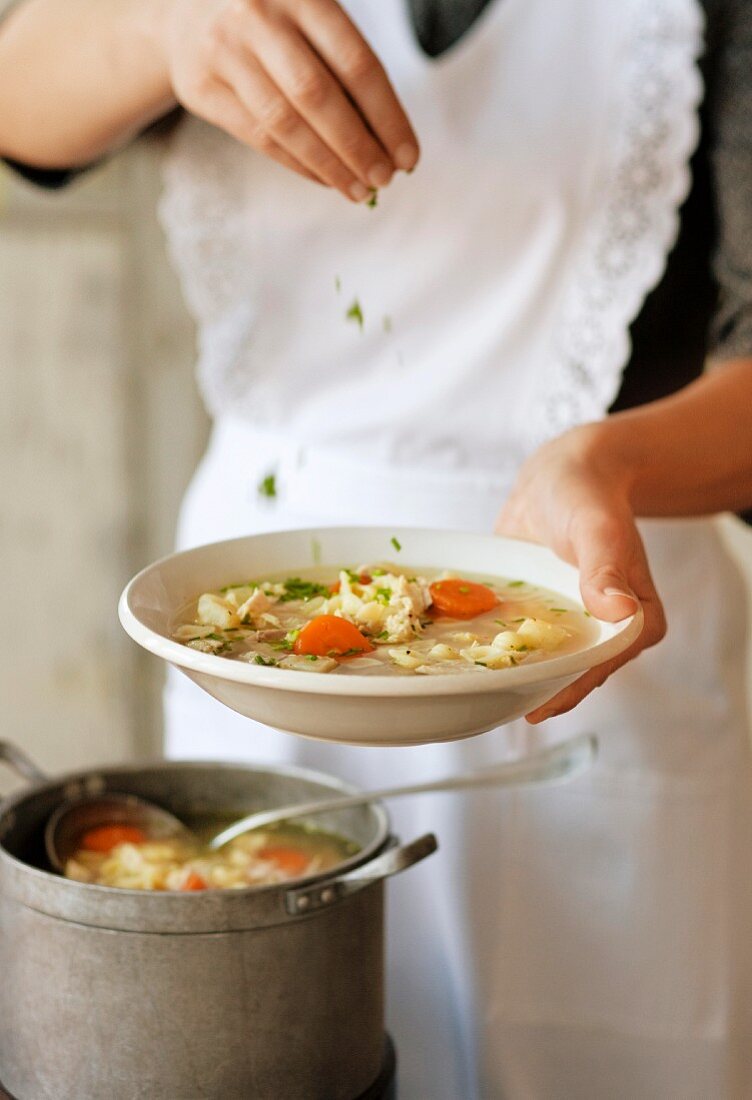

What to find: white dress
left=159, top=1, right=752, bottom=1096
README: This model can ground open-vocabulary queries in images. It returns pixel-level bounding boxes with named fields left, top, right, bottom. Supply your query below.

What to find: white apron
left=158, top=2, right=752, bottom=1096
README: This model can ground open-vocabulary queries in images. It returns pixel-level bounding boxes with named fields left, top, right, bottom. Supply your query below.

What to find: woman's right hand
left=163, top=0, right=419, bottom=200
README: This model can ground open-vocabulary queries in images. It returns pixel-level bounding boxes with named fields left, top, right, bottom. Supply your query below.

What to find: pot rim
left=0, top=757, right=392, bottom=933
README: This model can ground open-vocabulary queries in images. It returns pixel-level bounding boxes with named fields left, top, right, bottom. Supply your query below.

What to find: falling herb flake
left=390, top=536, right=402, bottom=552
left=258, top=473, right=277, bottom=499
left=382, top=315, right=393, bottom=333
left=366, top=188, right=378, bottom=208
left=549, top=608, right=568, bottom=614
left=346, top=299, right=364, bottom=330
left=335, top=276, right=342, bottom=293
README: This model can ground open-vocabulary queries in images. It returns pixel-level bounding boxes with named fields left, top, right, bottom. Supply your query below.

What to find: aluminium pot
left=0, top=741, right=437, bottom=1100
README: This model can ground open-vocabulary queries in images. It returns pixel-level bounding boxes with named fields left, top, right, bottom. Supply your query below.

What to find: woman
left=2, top=1, right=752, bottom=1096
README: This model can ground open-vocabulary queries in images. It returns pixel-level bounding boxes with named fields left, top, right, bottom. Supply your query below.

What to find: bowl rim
left=119, top=527, right=645, bottom=699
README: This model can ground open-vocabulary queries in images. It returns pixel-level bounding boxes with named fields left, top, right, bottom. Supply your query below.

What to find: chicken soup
left=172, top=563, right=595, bottom=676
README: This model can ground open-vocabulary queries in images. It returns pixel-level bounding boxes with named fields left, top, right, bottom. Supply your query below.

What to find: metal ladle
left=46, top=732, right=596, bottom=872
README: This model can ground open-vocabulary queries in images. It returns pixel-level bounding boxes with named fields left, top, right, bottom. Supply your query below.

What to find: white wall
left=0, top=149, right=208, bottom=793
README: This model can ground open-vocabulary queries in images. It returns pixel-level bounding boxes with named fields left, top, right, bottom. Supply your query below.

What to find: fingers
left=196, top=77, right=322, bottom=183
left=295, top=0, right=420, bottom=171
left=239, top=13, right=400, bottom=189
left=216, top=47, right=368, bottom=199
left=526, top=513, right=666, bottom=723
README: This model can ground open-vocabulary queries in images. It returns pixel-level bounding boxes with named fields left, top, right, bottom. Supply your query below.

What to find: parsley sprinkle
left=458, top=585, right=470, bottom=594
left=258, top=473, right=277, bottom=499
left=253, top=654, right=277, bottom=667
left=584, top=610, right=592, bottom=617
left=366, top=188, right=378, bottom=208
left=507, top=580, right=525, bottom=588
left=305, top=654, right=318, bottom=661
left=511, top=617, right=526, bottom=623
left=280, top=578, right=331, bottom=603
left=346, top=299, right=364, bottom=330
left=494, top=619, right=507, bottom=627
left=372, top=568, right=386, bottom=576
left=376, top=630, right=390, bottom=641
left=390, top=536, right=402, bottom=552
left=376, top=587, right=391, bottom=604
left=550, top=608, right=568, bottom=614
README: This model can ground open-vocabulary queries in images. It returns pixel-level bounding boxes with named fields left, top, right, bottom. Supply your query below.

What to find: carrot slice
left=79, top=825, right=148, bottom=853
left=429, top=578, right=499, bottom=620
left=180, top=871, right=208, bottom=892
left=330, top=573, right=372, bottom=595
left=294, top=615, right=374, bottom=658
left=258, top=846, right=310, bottom=877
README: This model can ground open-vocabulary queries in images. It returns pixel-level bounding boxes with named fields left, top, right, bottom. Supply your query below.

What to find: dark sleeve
left=706, top=0, right=752, bottom=360
left=2, top=157, right=82, bottom=190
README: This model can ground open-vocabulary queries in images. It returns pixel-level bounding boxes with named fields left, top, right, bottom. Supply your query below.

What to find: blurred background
left=1, top=145, right=751, bottom=792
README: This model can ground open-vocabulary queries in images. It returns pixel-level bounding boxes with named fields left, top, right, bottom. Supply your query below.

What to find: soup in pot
left=64, top=820, right=358, bottom=892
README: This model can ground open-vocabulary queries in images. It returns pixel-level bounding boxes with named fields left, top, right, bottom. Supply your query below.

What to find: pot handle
left=285, top=832, right=438, bottom=916
left=0, top=741, right=48, bottom=785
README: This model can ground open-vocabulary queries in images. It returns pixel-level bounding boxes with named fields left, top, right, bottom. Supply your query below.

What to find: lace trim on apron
left=531, top=0, right=704, bottom=444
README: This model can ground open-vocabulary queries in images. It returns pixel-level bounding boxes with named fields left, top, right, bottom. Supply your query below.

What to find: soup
left=64, top=820, right=358, bottom=892
left=172, top=563, right=595, bottom=676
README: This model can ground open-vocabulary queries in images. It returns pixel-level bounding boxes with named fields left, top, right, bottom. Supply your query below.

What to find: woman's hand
left=164, top=0, right=419, bottom=200
left=495, top=424, right=667, bottom=723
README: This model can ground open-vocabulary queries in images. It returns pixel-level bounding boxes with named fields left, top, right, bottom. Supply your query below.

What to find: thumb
left=574, top=519, right=641, bottom=623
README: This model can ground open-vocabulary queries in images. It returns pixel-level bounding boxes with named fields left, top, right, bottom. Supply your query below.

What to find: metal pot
left=0, top=741, right=437, bottom=1100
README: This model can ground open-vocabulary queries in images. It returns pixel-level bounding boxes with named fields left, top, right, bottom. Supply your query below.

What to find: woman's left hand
left=495, top=423, right=667, bottom=723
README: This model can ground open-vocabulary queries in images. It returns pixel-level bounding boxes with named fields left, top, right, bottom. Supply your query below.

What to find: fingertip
left=394, top=142, right=419, bottom=172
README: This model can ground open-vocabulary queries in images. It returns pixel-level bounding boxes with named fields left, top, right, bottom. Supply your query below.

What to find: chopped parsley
left=253, top=654, right=277, bottom=667
left=345, top=569, right=361, bottom=583
left=549, top=608, right=568, bottom=614
left=375, top=587, right=392, bottom=604
left=279, top=578, right=331, bottom=603
left=366, top=188, right=378, bottom=208
left=258, top=473, right=277, bottom=499
left=372, top=568, right=386, bottom=576
left=507, top=580, right=525, bottom=588
left=390, top=536, right=402, bottom=552
left=511, top=617, right=526, bottom=623
left=346, top=299, right=364, bottom=330
left=494, top=619, right=508, bottom=628
left=376, top=630, right=390, bottom=641
left=341, top=647, right=367, bottom=657
left=305, top=654, right=318, bottom=662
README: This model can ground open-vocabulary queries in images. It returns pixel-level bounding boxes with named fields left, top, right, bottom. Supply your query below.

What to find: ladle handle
left=211, top=732, right=597, bottom=848
left=0, top=741, right=48, bottom=785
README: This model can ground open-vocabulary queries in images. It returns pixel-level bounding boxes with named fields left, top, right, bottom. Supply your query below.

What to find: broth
left=172, top=564, right=596, bottom=676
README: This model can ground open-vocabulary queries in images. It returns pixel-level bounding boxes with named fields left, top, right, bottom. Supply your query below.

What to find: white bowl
left=119, top=527, right=643, bottom=747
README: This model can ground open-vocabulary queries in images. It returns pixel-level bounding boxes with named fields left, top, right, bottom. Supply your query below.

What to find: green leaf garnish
left=279, top=577, right=331, bottom=603
left=258, top=473, right=277, bottom=499
left=390, top=536, right=402, bottom=552
left=376, top=630, right=390, bottom=641
left=346, top=299, right=364, bottom=330
left=253, top=654, right=277, bottom=667
left=507, top=580, right=525, bottom=588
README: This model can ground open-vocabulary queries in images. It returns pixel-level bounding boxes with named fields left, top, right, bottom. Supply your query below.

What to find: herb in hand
left=346, top=299, right=364, bottom=330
